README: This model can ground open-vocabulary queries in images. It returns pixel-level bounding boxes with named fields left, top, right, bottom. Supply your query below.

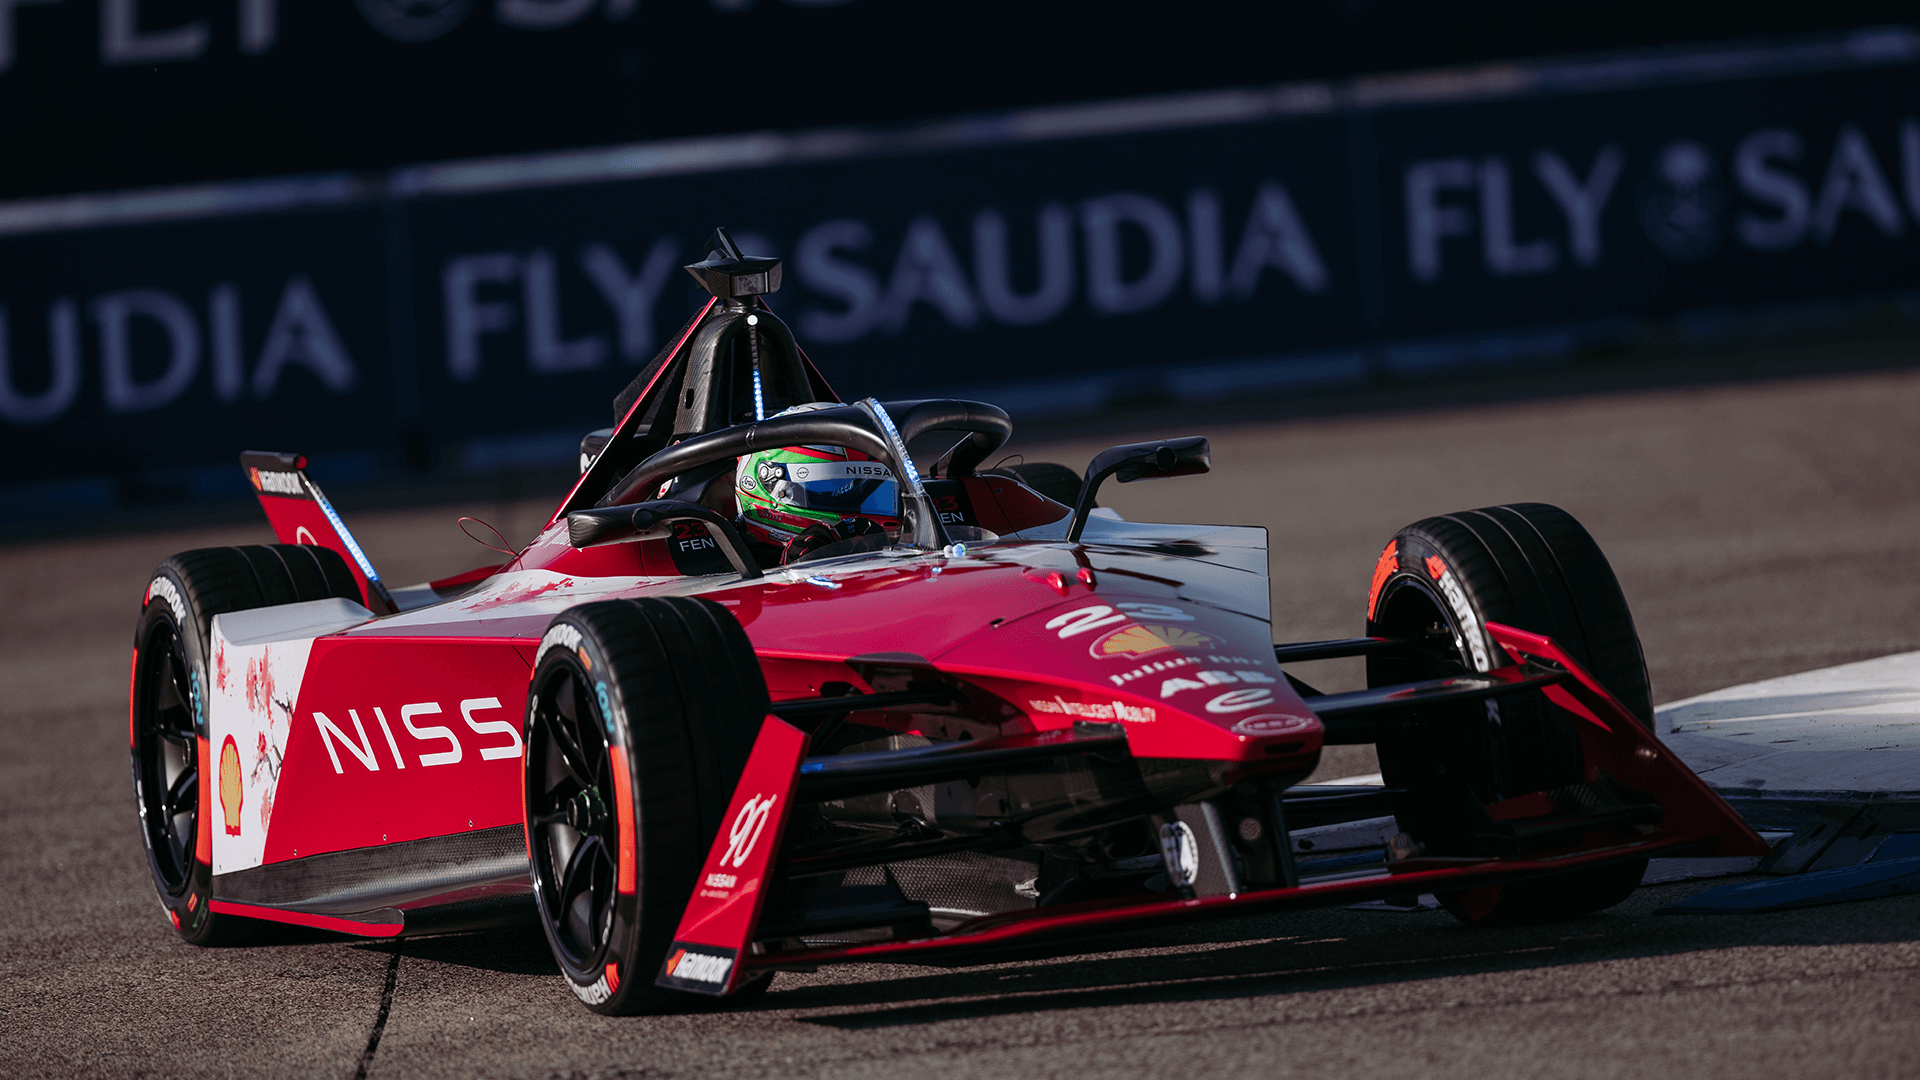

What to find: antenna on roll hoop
left=684, top=228, right=783, bottom=419
left=683, top=227, right=783, bottom=300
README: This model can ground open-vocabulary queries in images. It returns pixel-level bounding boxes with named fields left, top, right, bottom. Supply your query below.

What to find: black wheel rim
left=135, top=618, right=200, bottom=895
left=1371, top=575, right=1511, bottom=800
left=1372, top=577, right=1473, bottom=680
left=527, top=656, right=620, bottom=972
left=1374, top=574, right=1579, bottom=802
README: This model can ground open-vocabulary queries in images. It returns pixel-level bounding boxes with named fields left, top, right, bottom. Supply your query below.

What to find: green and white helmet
left=735, top=402, right=899, bottom=551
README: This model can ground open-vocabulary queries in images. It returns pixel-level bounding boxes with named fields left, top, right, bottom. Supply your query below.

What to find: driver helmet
left=735, top=402, right=899, bottom=555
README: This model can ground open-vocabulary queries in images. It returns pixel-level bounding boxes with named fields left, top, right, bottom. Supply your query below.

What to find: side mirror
left=1066, top=436, right=1210, bottom=542
left=579, top=427, right=614, bottom=474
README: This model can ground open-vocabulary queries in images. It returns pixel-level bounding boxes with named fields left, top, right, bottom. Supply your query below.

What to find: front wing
left=659, top=622, right=1769, bottom=994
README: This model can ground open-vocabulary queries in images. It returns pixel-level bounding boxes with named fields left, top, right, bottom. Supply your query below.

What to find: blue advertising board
left=2, top=30, right=1918, bottom=505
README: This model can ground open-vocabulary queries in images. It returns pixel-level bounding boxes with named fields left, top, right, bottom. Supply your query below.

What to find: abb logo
left=312, top=698, right=521, bottom=774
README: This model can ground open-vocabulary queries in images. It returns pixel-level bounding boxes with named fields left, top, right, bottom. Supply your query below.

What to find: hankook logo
left=251, top=469, right=305, bottom=497
left=663, top=948, right=732, bottom=985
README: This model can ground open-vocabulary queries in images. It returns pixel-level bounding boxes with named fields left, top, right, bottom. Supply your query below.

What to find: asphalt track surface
left=5, top=363, right=1920, bottom=1079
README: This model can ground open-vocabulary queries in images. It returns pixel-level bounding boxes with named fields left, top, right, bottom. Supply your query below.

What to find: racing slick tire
left=983, top=461, right=1086, bottom=506
left=1364, top=503, right=1651, bottom=925
left=524, top=597, right=771, bottom=1014
left=132, top=544, right=361, bottom=945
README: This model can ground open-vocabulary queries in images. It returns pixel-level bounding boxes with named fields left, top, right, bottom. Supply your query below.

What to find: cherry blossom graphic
left=244, top=653, right=277, bottom=718
left=463, top=576, right=577, bottom=613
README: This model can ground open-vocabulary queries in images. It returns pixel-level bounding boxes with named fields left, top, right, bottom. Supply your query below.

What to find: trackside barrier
left=4, top=28, right=1920, bottom=510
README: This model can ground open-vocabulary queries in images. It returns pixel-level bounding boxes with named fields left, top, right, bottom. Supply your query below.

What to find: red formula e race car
left=130, top=231, right=1766, bottom=1013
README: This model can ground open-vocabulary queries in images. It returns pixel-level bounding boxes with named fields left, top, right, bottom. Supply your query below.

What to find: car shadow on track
left=230, top=879, right=1920, bottom=1025
left=229, top=919, right=563, bottom=978
left=344, top=923, right=561, bottom=977
left=764, top=882, right=1920, bottom=1030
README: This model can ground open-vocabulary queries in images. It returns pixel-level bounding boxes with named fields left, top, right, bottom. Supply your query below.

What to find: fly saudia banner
left=2, top=38, right=1917, bottom=489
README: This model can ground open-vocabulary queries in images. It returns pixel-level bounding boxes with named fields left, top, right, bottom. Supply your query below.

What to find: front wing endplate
left=656, top=715, right=807, bottom=995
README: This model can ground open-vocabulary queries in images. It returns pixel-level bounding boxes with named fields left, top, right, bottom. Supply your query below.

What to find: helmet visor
left=777, top=460, right=898, bottom=517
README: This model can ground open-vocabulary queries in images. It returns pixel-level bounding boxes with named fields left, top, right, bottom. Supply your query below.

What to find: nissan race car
left=130, top=230, right=1766, bottom=1013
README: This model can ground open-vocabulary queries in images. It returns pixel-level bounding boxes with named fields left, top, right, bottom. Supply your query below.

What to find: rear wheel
left=525, top=597, right=769, bottom=1014
left=1365, top=503, right=1651, bottom=924
left=131, top=544, right=360, bottom=944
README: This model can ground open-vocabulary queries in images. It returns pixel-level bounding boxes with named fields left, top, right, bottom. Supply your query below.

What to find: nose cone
left=936, top=592, right=1324, bottom=763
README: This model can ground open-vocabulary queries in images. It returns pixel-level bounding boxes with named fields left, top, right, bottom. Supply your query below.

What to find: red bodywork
left=169, top=277, right=1760, bottom=983
left=232, top=477, right=1321, bottom=863
left=190, top=451, right=1762, bottom=977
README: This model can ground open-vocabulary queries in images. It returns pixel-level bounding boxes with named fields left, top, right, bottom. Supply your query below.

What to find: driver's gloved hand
left=736, top=514, right=786, bottom=570
left=783, top=517, right=884, bottom=564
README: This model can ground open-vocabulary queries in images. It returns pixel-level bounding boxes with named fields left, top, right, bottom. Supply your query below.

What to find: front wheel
left=525, top=596, right=769, bottom=1014
left=1365, top=503, right=1652, bottom=925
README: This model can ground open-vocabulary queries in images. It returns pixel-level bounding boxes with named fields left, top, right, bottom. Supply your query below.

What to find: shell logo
left=218, top=735, right=244, bottom=836
left=1093, top=624, right=1215, bottom=659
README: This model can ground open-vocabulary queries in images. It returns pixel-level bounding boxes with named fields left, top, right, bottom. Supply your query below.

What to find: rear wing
left=240, top=451, right=396, bottom=614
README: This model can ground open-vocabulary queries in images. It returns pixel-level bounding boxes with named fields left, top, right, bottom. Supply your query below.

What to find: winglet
left=656, top=715, right=807, bottom=996
left=240, top=451, right=396, bottom=615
